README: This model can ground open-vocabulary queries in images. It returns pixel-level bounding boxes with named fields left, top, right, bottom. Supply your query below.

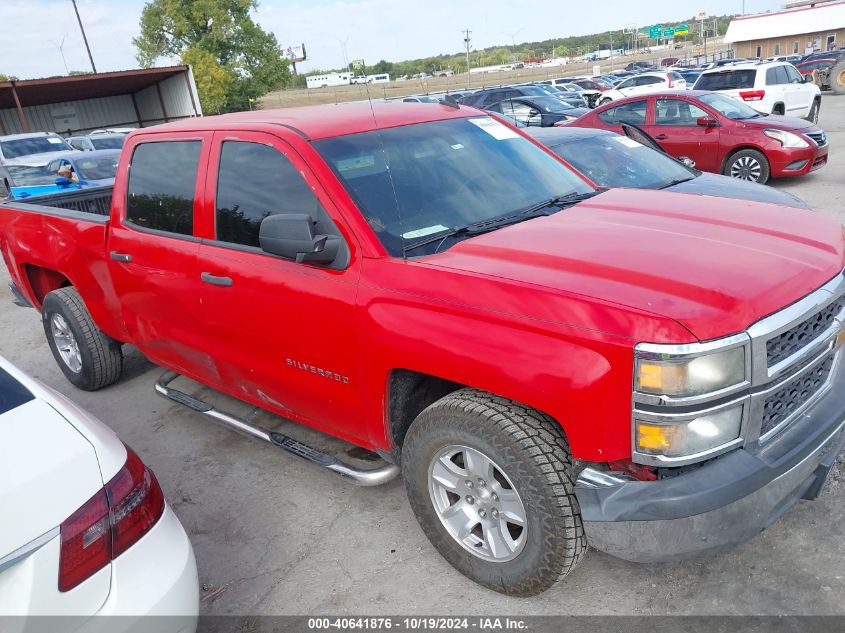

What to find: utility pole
left=71, top=0, right=97, bottom=73
left=463, top=28, right=472, bottom=88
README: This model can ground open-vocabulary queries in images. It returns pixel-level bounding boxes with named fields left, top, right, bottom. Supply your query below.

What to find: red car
left=1, top=102, right=844, bottom=596
left=567, top=90, right=828, bottom=183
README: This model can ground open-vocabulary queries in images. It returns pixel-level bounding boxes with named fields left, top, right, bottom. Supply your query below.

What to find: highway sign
left=649, top=25, right=662, bottom=38
left=663, top=27, right=675, bottom=37
left=675, top=24, right=689, bottom=35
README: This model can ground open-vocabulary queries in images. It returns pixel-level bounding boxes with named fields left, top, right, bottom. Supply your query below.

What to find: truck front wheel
left=402, top=389, right=586, bottom=596
left=42, top=287, right=123, bottom=391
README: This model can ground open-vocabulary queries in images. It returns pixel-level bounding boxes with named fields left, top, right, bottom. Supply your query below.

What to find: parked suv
left=461, top=85, right=575, bottom=109
left=597, top=72, right=687, bottom=106
left=693, top=61, right=821, bottom=121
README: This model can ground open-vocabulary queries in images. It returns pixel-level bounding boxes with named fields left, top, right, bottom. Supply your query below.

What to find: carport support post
left=155, top=82, right=169, bottom=123
left=9, top=81, right=29, bottom=133
left=131, top=93, right=143, bottom=128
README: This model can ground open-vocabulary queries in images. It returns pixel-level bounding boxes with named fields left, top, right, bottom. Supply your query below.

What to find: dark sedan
left=526, top=126, right=809, bottom=208
left=484, top=96, right=589, bottom=127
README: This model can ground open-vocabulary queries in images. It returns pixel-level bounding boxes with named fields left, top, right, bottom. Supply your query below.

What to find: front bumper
left=575, top=361, right=845, bottom=563
left=769, top=143, right=829, bottom=178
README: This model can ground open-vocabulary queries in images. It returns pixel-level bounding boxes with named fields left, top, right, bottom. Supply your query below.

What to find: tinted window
left=597, top=100, right=648, bottom=125
left=616, top=78, right=636, bottom=89
left=75, top=155, right=119, bottom=180
left=91, top=136, right=126, bottom=150
left=0, top=366, right=34, bottom=415
left=126, top=141, right=200, bottom=235
left=638, top=76, right=663, bottom=86
left=785, top=65, right=804, bottom=83
left=215, top=141, right=323, bottom=248
left=313, top=117, right=591, bottom=257
left=655, top=99, right=708, bottom=125
left=694, top=69, right=757, bottom=90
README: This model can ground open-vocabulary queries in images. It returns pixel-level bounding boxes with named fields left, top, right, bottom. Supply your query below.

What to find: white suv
left=692, top=61, right=821, bottom=122
left=597, top=72, right=687, bottom=106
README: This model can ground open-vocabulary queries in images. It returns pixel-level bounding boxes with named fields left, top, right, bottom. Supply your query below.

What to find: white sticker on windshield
left=613, top=136, right=643, bottom=149
left=47, top=137, right=64, bottom=144
left=402, top=225, right=449, bottom=239
left=468, top=117, right=519, bottom=140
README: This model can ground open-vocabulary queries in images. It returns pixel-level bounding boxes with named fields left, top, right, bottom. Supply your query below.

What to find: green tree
left=133, top=0, right=291, bottom=113
left=372, top=59, right=393, bottom=74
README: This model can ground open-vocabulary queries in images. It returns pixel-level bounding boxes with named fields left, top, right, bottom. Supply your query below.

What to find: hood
left=669, top=172, right=809, bottom=209
left=740, top=115, right=818, bottom=132
left=424, top=188, right=844, bottom=341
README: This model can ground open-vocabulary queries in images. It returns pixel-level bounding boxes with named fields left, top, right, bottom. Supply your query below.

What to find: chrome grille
left=766, top=297, right=845, bottom=367
left=760, top=354, right=835, bottom=439
left=806, top=131, right=828, bottom=147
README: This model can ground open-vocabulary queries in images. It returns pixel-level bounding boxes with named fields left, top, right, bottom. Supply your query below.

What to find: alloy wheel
left=50, top=313, right=82, bottom=373
left=428, top=444, right=528, bottom=562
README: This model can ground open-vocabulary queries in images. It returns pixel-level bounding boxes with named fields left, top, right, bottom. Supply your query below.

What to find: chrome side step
left=154, top=371, right=400, bottom=486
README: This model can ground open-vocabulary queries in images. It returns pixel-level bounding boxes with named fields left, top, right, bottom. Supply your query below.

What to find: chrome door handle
left=201, top=272, right=233, bottom=287
left=110, top=251, right=132, bottom=263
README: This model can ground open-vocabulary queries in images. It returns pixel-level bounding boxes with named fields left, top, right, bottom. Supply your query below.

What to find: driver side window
left=655, top=99, right=708, bottom=126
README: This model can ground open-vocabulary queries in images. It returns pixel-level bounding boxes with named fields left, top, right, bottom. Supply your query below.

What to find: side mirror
left=55, top=177, right=72, bottom=187
left=679, top=157, right=697, bottom=168
left=696, top=116, right=718, bottom=128
left=528, top=109, right=541, bottom=117
left=259, top=213, right=339, bottom=264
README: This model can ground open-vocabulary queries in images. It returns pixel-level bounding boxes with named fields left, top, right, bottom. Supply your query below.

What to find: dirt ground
left=0, top=93, right=844, bottom=619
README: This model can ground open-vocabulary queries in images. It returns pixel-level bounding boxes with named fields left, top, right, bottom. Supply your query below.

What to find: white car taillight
left=58, top=445, right=165, bottom=592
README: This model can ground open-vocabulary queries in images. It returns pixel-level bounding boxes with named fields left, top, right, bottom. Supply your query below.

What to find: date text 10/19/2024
left=307, top=618, right=529, bottom=630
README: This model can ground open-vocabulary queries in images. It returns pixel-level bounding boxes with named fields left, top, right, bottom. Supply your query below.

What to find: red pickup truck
left=2, top=102, right=845, bottom=596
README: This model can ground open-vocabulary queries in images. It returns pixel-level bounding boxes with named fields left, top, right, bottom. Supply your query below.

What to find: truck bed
left=8, top=185, right=113, bottom=217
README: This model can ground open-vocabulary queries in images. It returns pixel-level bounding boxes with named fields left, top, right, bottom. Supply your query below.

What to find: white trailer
left=367, top=74, right=390, bottom=84
left=306, top=73, right=353, bottom=89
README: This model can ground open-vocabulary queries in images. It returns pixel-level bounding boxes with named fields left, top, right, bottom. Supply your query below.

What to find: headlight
left=635, top=404, right=744, bottom=458
left=763, top=129, right=810, bottom=148
left=635, top=346, right=746, bottom=397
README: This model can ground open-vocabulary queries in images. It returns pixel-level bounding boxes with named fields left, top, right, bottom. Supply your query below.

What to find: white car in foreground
left=597, top=71, right=687, bottom=106
left=0, top=356, right=198, bottom=632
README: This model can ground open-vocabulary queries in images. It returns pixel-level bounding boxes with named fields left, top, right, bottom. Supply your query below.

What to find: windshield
left=699, top=93, right=762, bottom=119
left=694, top=69, right=757, bottom=90
left=6, top=165, right=56, bottom=186
left=1, top=136, right=72, bottom=159
left=531, top=96, right=574, bottom=112
left=74, top=155, right=119, bottom=180
left=547, top=133, right=695, bottom=189
left=314, top=117, right=592, bottom=256
left=90, top=136, right=126, bottom=150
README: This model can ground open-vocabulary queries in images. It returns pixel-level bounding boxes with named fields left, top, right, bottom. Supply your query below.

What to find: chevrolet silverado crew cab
left=1, top=102, right=844, bottom=596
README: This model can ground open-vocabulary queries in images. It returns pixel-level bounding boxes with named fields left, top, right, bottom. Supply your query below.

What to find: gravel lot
left=1, top=94, right=844, bottom=618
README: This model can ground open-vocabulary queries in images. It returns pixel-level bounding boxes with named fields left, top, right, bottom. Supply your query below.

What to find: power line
left=71, top=0, right=97, bottom=73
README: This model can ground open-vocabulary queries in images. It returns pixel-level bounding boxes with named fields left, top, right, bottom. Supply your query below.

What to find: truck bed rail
left=23, top=186, right=113, bottom=216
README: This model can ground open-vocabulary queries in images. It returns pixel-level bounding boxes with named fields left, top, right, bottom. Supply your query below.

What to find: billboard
left=283, top=44, right=307, bottom=63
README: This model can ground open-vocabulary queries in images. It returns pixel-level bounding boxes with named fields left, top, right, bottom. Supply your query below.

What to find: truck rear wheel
left=402, top=389, right=586, bottom=596
left=831, top=59, right=845, bottom=96
left=42, top=287, right=123, bottom=391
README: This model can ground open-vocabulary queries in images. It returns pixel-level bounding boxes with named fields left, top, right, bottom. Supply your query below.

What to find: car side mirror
left=679, top=157, right=697, bottom=168
left=55, top=177, right=72, bottom=187
left=528, top=109, right=541, bottom=117
left=696, top=116, right=718, bottom=128
left=259, top=213, right=339, bottom=264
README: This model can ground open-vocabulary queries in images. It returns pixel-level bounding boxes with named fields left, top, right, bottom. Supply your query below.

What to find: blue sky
left=1, top=0, right=784, bottom=79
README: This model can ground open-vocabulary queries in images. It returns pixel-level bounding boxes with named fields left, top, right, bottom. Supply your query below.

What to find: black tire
left=831, top=59, right=845, bottom=96
left=42, top=287, right=122, bottom=391
left=806, top=99, right=820, bottom=124
left=723, top=148, right=771, bottom=184
left=402, top=388, right=586, bottom=596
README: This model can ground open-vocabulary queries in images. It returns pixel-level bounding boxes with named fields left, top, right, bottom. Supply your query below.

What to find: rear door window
left=597, top=100, right=648, bottom=125
left=126, top=141, right=201, bottom=236
left=655, top=99, right=708, bottom=125
left=694, top=69, right=757, bottom=90
left=0, top=367, right=33, bottom=415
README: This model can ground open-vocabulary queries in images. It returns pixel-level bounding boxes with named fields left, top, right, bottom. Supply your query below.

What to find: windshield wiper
left=658, top=176, right=695, bottom=189
left=402, top=189, right=604, bottom=255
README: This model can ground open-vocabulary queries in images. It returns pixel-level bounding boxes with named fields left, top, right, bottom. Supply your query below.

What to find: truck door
left=107, top=133, right=217, bottom=382
left=194, top=132, right=365, bottom=441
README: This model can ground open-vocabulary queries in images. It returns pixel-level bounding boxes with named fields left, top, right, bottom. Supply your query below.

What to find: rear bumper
left=80, top=504, right=198, bottom=633
left=575, top=364, right=845, bottom=563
